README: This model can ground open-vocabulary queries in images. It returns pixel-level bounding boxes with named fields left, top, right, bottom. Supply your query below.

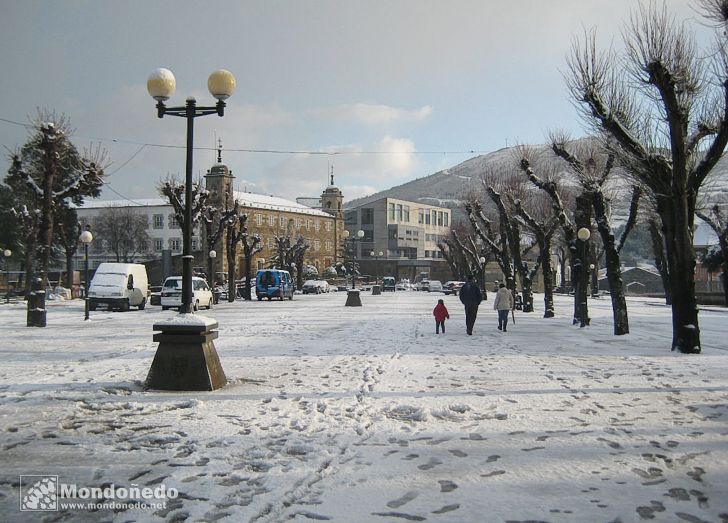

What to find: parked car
left=416, top=280, right=430, bottom=291
left=428, top=280, right=444, bottom=292
left=396, top=281, right=412, bottom=291
left=149, top=286, right=162, bottom=306
left=161, top=276, right=213, bottom=311
left=88, top=263, right=149, bottom=312
left=255, top=269, right=294, bottom=301
left=443, top=281, right=465, bottom=296
left=303, top=279, right=324, bottom=294
left=382, top=276, right=396, bottom=292
left=317, top=280, right=330, bottom=293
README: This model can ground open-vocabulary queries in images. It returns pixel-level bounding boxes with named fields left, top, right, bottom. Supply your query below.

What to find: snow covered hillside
left=0, top=292, right=727, bottom=522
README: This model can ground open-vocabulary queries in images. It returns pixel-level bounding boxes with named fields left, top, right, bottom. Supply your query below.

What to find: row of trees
left=440, top=1, right=728, bottom=353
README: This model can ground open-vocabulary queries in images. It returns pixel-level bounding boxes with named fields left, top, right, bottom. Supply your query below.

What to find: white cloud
left=312, top=103, right=433, bottom=125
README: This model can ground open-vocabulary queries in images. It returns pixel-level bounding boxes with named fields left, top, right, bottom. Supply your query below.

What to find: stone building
left=74, top=149, right=344, bottom=284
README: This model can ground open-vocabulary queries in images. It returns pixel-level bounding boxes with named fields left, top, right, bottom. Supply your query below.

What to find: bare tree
left=565, top=4, right=728, bottom=351
left=54, top=205, right=81, bottom=289
left=549, top=136, right=640, bottom=335
left=512, top=193, right=559, bottom=318
left=157, top=176, right=209, bottom=243
left=92, top=207, right=150, bottom=262
left=240, top=230, right=263, bottom=300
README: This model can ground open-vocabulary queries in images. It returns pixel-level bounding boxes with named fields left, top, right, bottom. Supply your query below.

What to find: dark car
left=443, top=281, right=465, bottom=296
left=382, top=276, right=396, bottom=292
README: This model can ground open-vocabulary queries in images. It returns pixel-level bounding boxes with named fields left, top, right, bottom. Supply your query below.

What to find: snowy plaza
left=0, top=291, right=727, bottom=522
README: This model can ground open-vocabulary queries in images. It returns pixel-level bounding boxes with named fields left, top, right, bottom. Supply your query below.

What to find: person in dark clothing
left=459, top=275, right=483, bottom=335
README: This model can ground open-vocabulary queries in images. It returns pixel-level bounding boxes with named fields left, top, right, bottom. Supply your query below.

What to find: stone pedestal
left=145, top=315, right=227, bottom=391
left=345, top=289, right=362, bottom=307
left=371, top=285, right=381, bottom=295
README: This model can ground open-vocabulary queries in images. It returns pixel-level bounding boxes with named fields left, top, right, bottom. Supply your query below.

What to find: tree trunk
left=542, top=235, right=555, bottom=318
left=243, top=253, right=253, bottom=300
left=649, top=219, right=672, bottom=306
left=593, top=191, right=629, bottom=335
left=65, top=251, right=74, bottom=290
left=660, top=201, right=701, bottom=353
left=227, top=230, right=236, bottom=303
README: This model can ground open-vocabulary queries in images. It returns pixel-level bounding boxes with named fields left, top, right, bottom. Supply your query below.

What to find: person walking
left=459, top=275, right=483, bottom=335
left=494, top=283, right=514, bottom=332
left=433, top=298, right=450, bottom=334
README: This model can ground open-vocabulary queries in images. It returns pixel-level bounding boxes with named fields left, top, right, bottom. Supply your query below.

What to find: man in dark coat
left=459, top=275, right=483, bottom=335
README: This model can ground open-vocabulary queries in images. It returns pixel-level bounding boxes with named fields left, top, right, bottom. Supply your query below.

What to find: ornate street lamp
left=147, top=67, right=236, bottom=314
left=145, top=68, right=234, bottom=391
left=3, top=249, right=11, bottom=304
left=79, top=230, right=93, bottom=320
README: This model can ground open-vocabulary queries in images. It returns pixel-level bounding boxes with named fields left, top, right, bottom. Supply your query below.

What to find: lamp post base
left=345, top=289, right=362, bottom=307
left=145, top=316, right=226, bottom=391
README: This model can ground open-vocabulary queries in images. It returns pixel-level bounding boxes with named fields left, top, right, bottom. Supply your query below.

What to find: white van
left=88, top=263, right=149, bottom=312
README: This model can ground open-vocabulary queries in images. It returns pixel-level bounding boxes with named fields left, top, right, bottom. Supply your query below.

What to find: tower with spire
left=320, top=165, right=344, bottom=219
left=204, top=138, right=235, bottom=210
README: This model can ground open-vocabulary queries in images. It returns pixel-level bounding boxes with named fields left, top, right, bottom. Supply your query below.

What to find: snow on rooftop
left=77, top=192, right=330, bottom=218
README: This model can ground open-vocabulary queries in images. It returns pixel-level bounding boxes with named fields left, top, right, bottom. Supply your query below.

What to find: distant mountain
left=345, top=141, right=728, bottom=237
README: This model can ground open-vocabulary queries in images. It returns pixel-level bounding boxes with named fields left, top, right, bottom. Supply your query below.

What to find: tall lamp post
left=3, top=249, right=11, bottom=304
left=343, top=230, right=364, bottom=289
left=479, top=256, right=487, bottom=299
left=208, top=249, right=217, bottom=286
left=144, top=68, right=233, bottom=391
left=147, top=67, right=236, bottom=314
left=575, top=227, right=591, bottom=327
left=79, top=231, right=93, bottom=320
left=370, top=251, right=383, bottom=285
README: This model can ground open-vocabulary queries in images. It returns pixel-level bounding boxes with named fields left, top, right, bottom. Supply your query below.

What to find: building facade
left=344, top=197, right=452, bottom=281
left=74, top=156, right=344, bottom=284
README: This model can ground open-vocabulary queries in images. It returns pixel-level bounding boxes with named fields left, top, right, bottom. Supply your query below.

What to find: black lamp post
left=370, top=250, right=383, bottom=285
left=144, top=68, right=233, bottom=391
left=147, top=67, right=236, bottom=314
left=3, top=249, right=11, bottom=304
left=575, top=227, right=591, bottom=327
left=345, top=230, right=364, bottom=289
left=79, top=230, right=93, bottom=320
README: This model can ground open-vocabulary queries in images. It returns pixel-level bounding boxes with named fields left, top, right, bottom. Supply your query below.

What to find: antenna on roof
left=330, top=164, right=335, bottom=186
left=217, top=137, right=223, bottom=164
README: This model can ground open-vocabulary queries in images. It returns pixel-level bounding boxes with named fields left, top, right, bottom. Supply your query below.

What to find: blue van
left=255, top=269, right=294, bottom=301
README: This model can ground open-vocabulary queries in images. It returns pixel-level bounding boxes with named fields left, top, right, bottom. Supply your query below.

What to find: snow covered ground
left=0, top=291, right=726, bottom=523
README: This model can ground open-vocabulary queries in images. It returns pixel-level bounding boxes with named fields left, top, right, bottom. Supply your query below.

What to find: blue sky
left=0, top=0, right=715, bottom=203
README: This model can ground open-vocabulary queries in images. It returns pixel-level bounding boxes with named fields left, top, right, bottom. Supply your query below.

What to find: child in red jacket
left=433, top=299, right=450, bottom=334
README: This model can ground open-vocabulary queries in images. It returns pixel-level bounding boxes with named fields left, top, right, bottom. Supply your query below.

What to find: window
left=325, top=221, right=332, bottom=231
left=296, top=218, right=302, bottom=229
left=444, top=213, right=449, bottom=227
left=431, top=210, right=437, bottom=226
left=315, top=220, right=320, bottom=231
left=418, top=209, right=424, bottom=224
left=361, top=208, right=374, bottom=225
left=438, top=211, right=444, bottom=227
left=269, top=215, right=275, bottom=227
left=325, top=240, right=332, bottom=251
left=268, top=237, right=275, bottom=249
left=396, top=204, right=403, bottom=222
left=403, top=205, right=410, bottom=222
left=168, top=214, right=180, bottom=229
left=256, top=214, right=263, bottom=226
left=154, top=239, right=164, bottom=251
left=280, top=216, right=286, bottom=227
left=314, top=239, right=321, bottom=251
left=169, top=238, right=181, bottom=251
left=153, top=214, right=164, bottom=229
left=389, top=203, right=395, bottom=221
left=425, top=211, right=431, bottom=225
left=389, top=228, right=397, bottom=240
left=257, top=259, right=266, bottom=271
left=306, top=219, right=311, bottom=231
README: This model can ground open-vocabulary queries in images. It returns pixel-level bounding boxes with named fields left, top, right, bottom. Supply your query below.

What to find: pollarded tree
left=566, top=4, right=728, bottom=352
left=549, top=137, right=641, bottom=335
left=54, top=205, right=81, bottom=289
left=157, top=176, right=209, bottom=242
left=7, top=113, right=105, bottom=291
